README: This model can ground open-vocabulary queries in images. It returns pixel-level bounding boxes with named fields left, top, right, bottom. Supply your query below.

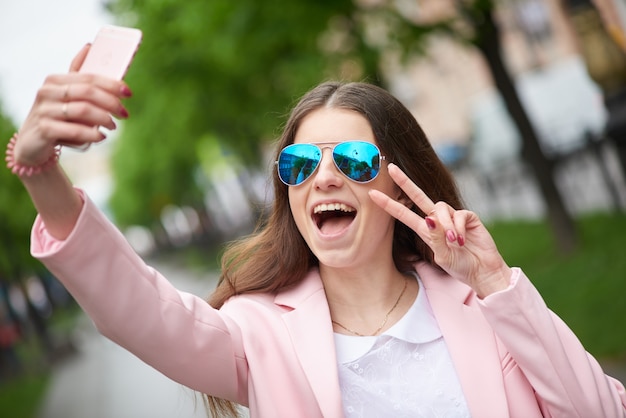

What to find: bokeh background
left=1, top=0, right=626, bottom=417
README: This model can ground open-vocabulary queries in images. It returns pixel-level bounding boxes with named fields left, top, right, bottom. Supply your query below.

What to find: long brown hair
left=203, top=81, right=463, bottom=417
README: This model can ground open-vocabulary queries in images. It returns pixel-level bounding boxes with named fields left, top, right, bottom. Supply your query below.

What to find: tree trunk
left=475, top=5, right=578, bottom=253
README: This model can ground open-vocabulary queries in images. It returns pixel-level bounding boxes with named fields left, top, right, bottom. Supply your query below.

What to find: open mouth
left=312, top=203, right=356, bottom=235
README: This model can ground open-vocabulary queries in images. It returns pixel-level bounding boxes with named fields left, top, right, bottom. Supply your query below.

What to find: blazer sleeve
left=30, top=191, right=249, bottom=404
left=479, top=268, right=626, bottom=417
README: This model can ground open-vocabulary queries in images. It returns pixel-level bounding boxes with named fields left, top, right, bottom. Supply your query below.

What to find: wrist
left=474, top=265, right=513, bottom=299
left=6, top=132, right=61, bottom=177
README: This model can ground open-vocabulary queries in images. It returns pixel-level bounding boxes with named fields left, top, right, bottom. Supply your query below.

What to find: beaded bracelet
left=5, top=133, right=61, bottom=177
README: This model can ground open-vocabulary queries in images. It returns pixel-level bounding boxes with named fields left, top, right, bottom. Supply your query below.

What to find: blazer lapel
left=275, top=264, right=511, bottom=417
left=276, top=269, right=344, bottom=418
left=417, top=263, right=510, bottom=418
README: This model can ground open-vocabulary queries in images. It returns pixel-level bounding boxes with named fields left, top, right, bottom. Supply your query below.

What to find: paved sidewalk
left=36, top=261, right=246, bottom=418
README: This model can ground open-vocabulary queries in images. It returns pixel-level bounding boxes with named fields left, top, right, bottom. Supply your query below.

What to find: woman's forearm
left=20, top=164, right=83, bottom=240
left=10, top=44, right=131, bottom=241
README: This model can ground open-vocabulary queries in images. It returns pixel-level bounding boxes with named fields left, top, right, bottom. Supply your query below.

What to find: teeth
left=313, top=203, right=355, bottom=214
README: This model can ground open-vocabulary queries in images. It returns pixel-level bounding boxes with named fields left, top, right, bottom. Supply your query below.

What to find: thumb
left=69, top=44, right=91, bottom=72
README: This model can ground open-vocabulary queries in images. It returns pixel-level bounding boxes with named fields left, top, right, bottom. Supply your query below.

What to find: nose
left=312, top=148, right=344, bottom=189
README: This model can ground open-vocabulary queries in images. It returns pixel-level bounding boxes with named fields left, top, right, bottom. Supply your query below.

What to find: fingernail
left=121, top=85, right=133, bottom=97
left=425, top=217, right=436, bottom=230
left=446, top=229, right=456, bottom=242
left=457, top=234, right=465, bottom=246
left=119, top=107, right=129, bottom=118
left=97, top=127, right=107, bottom=141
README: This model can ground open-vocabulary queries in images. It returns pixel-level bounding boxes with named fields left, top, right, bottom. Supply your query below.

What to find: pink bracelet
left=5, top=133, right=61, bottom=177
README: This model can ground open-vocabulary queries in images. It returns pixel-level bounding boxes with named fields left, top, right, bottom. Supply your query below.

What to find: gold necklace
left=331, top=278, right=408, bottom=337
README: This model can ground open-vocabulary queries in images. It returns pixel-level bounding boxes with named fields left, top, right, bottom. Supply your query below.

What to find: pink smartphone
left=62, top=26, right=141, bottom=149
left=79, top=25, right=142, bottom=80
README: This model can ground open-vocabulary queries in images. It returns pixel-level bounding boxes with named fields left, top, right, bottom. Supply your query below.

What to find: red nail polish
left=446, top=230, right=456, bottom=242
left=119, top=107, right=129, bottom=118
left=457, top=234, right=465, bottom=246
left=121, top=85, right=132, bottom=97
left=425, top=217, right=436, bottom=230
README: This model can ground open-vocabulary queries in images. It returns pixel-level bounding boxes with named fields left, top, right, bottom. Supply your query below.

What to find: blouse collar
left=334, top=274, right=443, bottom=364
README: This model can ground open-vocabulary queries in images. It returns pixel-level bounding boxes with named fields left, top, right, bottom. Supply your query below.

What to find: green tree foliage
left=106, top=0, right=381, bottom=228
left=1, top=108, right=67, bottom=361
left=0, top=106, right=40, bottom=279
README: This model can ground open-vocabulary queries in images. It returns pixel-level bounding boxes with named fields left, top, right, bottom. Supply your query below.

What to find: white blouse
left=334, top=277, right=472, bottom=417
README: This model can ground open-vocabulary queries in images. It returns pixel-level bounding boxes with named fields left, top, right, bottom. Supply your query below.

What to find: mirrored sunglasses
left=276, top=141, right=385, bottom=186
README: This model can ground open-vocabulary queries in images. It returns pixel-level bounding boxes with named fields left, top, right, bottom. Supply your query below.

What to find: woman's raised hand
left=13, top=44, right=132, bottom=167
left=369, top=163, right=512, bottom=298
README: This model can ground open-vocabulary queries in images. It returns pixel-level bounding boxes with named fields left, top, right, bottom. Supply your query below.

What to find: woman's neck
left=320, top=261, right=418, bottom=336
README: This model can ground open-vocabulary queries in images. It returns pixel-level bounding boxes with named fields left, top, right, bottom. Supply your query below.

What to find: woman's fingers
left=379, top=163, right=470, bottom=251
left=369, top=189, right=428, bottom=237
left=37, top=119, right=106, bottom=145
left=452, top=210, right=474, bottom=246
left=42, top=74, right=130, bottom=119
left=387, top=164, right=435, bottom=215
left=55, top=101, right=117, bottom=130
left=370, top=187, right=463, bottom=268
left=385, top=163, right=456, bottom=243
left=17, top=77, right=129, bottom=162
left=377, top=163, right=511, bottom=292
left=13, top=45, right=133, bottom=167
left=69, top=44, right=91, bottom=72
left=32, top=83, right=122, bottom=139
left=427, top=203, right=463, bottom=246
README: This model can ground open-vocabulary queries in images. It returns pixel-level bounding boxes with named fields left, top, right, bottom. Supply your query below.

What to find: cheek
left=376, top=175, right=403, bottom=200
left=287, top=187, right=298, bottom=212
left=288, top=188, right=307, bottom=231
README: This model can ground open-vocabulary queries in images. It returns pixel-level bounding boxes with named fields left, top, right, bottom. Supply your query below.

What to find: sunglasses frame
left=275, top=140, right=386, bottom=186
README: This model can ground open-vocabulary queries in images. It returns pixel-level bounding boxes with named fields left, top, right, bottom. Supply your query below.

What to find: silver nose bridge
left=315, top=142, right=340, bottom=151
left=313, top=142, right=341, bottom=162
left=314, top=143, right=341, bottom=175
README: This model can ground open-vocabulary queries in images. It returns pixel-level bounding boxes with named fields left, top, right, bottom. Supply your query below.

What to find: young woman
left=8, top=45, right=626, bottom=417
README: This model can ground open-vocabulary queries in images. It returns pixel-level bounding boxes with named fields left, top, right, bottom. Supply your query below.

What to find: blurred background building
left=380, top=0, right=626, bottom=222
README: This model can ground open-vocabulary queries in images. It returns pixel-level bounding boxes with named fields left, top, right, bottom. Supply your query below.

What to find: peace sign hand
left=369, top=163, right=512, bottom=298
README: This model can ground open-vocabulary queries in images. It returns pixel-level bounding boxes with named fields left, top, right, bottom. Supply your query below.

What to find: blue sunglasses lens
left=333, top=141, right=381, bottom=183
left=277, top=141, right=382, bottom=186
left=277, top=143, right=322, bottom=186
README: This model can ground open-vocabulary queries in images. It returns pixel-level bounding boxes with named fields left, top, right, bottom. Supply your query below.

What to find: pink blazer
left=32, top=194, right=626, bottom=417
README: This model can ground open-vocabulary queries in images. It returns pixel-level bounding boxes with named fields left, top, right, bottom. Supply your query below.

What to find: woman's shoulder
left=221, top=290, right=278, bottom=312
left=220, top=267, right=324, bottom=314
left=414, top=261, right=462, bottom=288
